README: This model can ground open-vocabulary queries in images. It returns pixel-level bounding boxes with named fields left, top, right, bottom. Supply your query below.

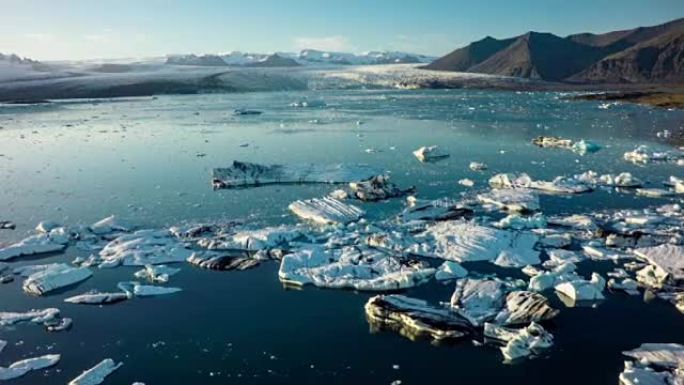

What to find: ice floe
left=410, top=220, right=540, bottom=267
left=365, top=294, right=473, bottom=341
left=279, top=245, right=435, bottom=291
left=346, top=175, right=414, bottom=201
left=489, top=173, right=591, bottom=194
left=0, top=232, right=68, bottom=261
left=98, top=230, right=193, bottom=267
left=450, top=278, right=507, bottom=326
left=492, top=291, right=559, bottom=326
left=117, top=281, right=182, bottom=297
left=21, top=263, right=92, bottom=296
left=574, top=171, right=642, bottom=188
left=0, top=354, right=60, bottom=381
left=133, top=264, right=180, bottom=283
left=532, top=136, right=601, bottom=155
left=64, top=291, right=130, bottom=305
left=212, top=161, right=380, bottom=189
left=477, top=188, right=540, bottom=212
left=399, top=197, right=473, bottom=222
left=68, top=358, right=123, bottom=385
left=289, top=197, right=365, bottom=225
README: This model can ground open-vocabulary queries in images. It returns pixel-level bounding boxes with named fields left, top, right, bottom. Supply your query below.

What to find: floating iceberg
left=117, top=281, right=182, bottom=297
left=450, top=278, right=507, bottom=326
left=469, top=162, right=487, bottom=171
left=492, top=291, right=559, bottom=326
left=64, top=291, right=130, bottom=305
left=134, top=264, right=180, bottom=283
left=347, top=175, right=414, bottom=201
left=399, top=197, right=473, bottom=222
left=413, top=145, right=449, bottom=162
left=555, top=272, right=606, bottom=304
left=489, top=173, right=591, bottom=194
left=484, top=322, right=553, bottom=362
left=365, top=294, right=473, bottom=341
left=477, top=188, right=540, bottom=212
left=279, top=246, right=435, bottom=291
left=99, top=230, right=193, bottom=267
left=22, top=263, right=92, bottom=296
left=623, top=343, right=684, bottom=369
left=212, top=161, right=380, bottom=189
left=68, top=358, right=123, bottom=385
left=90, top=215, right=134, bottom=235
left=0, top=308, right=61, bottom=327
left=0, top=354, right=60, bottom=381
left=633, top=245, right=684, bottom=284
left=289, top=197, right=365, bottom=225
left=187, top=252, right=261, bottom=271
left=574, top=171, right=642, bottom=188
left=0, top=233, right=68, bottom=261
left=434, top=261, right=468, bottom=281
left=411, top=220, right=539, bottom=267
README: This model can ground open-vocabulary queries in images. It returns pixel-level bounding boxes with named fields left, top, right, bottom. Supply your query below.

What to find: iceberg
left=0, top=233, right=67, bottom=261
left=478, top=188, right=540, bottom=212
left=279, top=246, right=435, bottom=291
left=289, top=197, right=365, bottom=225
left=413, top=145, right=449, bottom=162
left=365, top=294, right=473, bottom=341
left=633, top=244, right=684, bottom=283
left=450, top=278, right=507, bottom=326
left=399, top=197, right=473, bottom=222
left=484, top=322, right=553, bottom=361
left=555, top=272, right=606, bottom=304
left=68, top=358, right=123, bottom=385
left=133, top=264, right=181, bottom=283
left=492, top=291, right=559, bottom=326
left=347, top=175, right=414, bottom=201
left=411, top=220, right=539, bottom=267
left=623, top=343, right=684, bottom=369
left=0, top=354, right=60, bottom=381
left=64, top=291, right=130, bottom=305
left=99, top=230, right=193, bottom=267
left=187, top=252, right=261, bottom=271
left=117, top=281, right=182, bottom=297
left=434, top=261, right=468, bottom=281
left=0, top=308, right=61, bottom=326
left=22, top=263, right=92, bottom=296
left=212, top=161, right=380, bottom=189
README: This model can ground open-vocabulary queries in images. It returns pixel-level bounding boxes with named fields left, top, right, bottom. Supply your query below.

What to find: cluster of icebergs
left=1, top=153, right=684, bottom=379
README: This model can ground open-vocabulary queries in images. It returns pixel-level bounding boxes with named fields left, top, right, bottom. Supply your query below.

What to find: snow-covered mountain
left=166, top=50, right=435, bottom=67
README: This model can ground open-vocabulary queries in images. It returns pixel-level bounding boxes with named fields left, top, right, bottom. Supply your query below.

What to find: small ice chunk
left=64, top=291, right=129, bottom=305
left=554, top=272, right=605, bottom=304
left=68, top=358, right=123, bottom=385
left=636, top=188, right=674, bottom=198
left=493, top=291, right=559, bottom=326
left=0, top=308, right=61, bottom=326
left=0, top=233, right=67, bottom=261
left=623, top=343, right=684, bottom=369
left=458, top=178, right=474, bottom=187
left=117, top=281, right=182, bottom=297
left=133, top=265, right=180, bottom=283
left=413, top=145, right=449, bottom=162
left=484, top=322, right=553, bottom=361
left=493, top=214, right=546, bottom=230
left=478, top=188, right=540, bottom=212
left=90, top=215, right=133, bottom=235
left=435, top=261, right=468, bottom=281
left=469, top=162, right=487, bottom=171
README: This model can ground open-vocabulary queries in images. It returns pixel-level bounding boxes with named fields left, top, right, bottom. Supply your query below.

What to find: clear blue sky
left=1, top=0, right=682, bottom=60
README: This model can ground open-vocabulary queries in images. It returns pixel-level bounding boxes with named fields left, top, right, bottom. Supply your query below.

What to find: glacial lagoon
left=0, top=89, right=683, bottom=384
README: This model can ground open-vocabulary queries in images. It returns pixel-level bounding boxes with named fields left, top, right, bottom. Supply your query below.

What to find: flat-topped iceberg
left=0, top=354, right=60, bottom=381
left=64, top=291, right=130, bottom=305
left=365, top=294, right=473, bottom=341
left=410, top=220, right=539, bottom=267
left=279, top=245, right=435, bottom=291
left=633, top=245, right=684, bottom=284
left=478, top=188, right=540, bottom=212
left=99, top=230, right=193, bottom=267
left=117, top=281, right=182, bottom=297
left=68, top=358, right=122, bottom=385
left=0, top=308, right=61, bottom=326
left=21, top=263, right=92, bottom=296
left=289, top=197, right=365, bottom=225
left=450, top=278, right=507, bottom=326
left=492, top=291, right=559, bottom=326
left=0, top=232, right=68, bottom=261
left=489, top=173, right=591, bottom=194
left=212, top=161, right=380, bottom=189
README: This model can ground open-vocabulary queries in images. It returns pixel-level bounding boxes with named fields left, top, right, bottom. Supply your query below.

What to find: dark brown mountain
left=570, top=29, right=684, bottom=83
left=425, top=17, right=684, bottom=83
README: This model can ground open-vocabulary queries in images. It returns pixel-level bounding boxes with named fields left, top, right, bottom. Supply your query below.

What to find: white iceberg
left=413, top=145, right=449, bottom=162
left=554, top=272, right=605, bottom=304
left=289, top=197, right=364, bottom=225
left=99, top=230, right=193, bottom=267
left=434, top=261, right=468, bottom=281
left=450, top=278, right=507, bottom=326
left=484, top=322, right=553, bottom=361
left=0, top=233, right=67, bottom=261
left=68, top=358, right=123, bottom=385
left=0, top=354, right=60, bottom=381
left=22, top=263, right=92, bottom=296
left=212, top=161, right=380, bottom=189
left=64, top=291, right=130, bottom=305
left=133, top=264, right=180, bottom=283
left=477, top=188, right=540, bottom=212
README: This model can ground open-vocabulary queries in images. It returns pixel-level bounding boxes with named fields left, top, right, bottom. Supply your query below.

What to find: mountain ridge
left=425, top=17, right=684, bottom=83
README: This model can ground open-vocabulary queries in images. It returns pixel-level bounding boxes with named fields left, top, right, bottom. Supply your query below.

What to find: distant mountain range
left=425, top=17, right=684, bottom=83
left=166, top=50, right=435, bottom=67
